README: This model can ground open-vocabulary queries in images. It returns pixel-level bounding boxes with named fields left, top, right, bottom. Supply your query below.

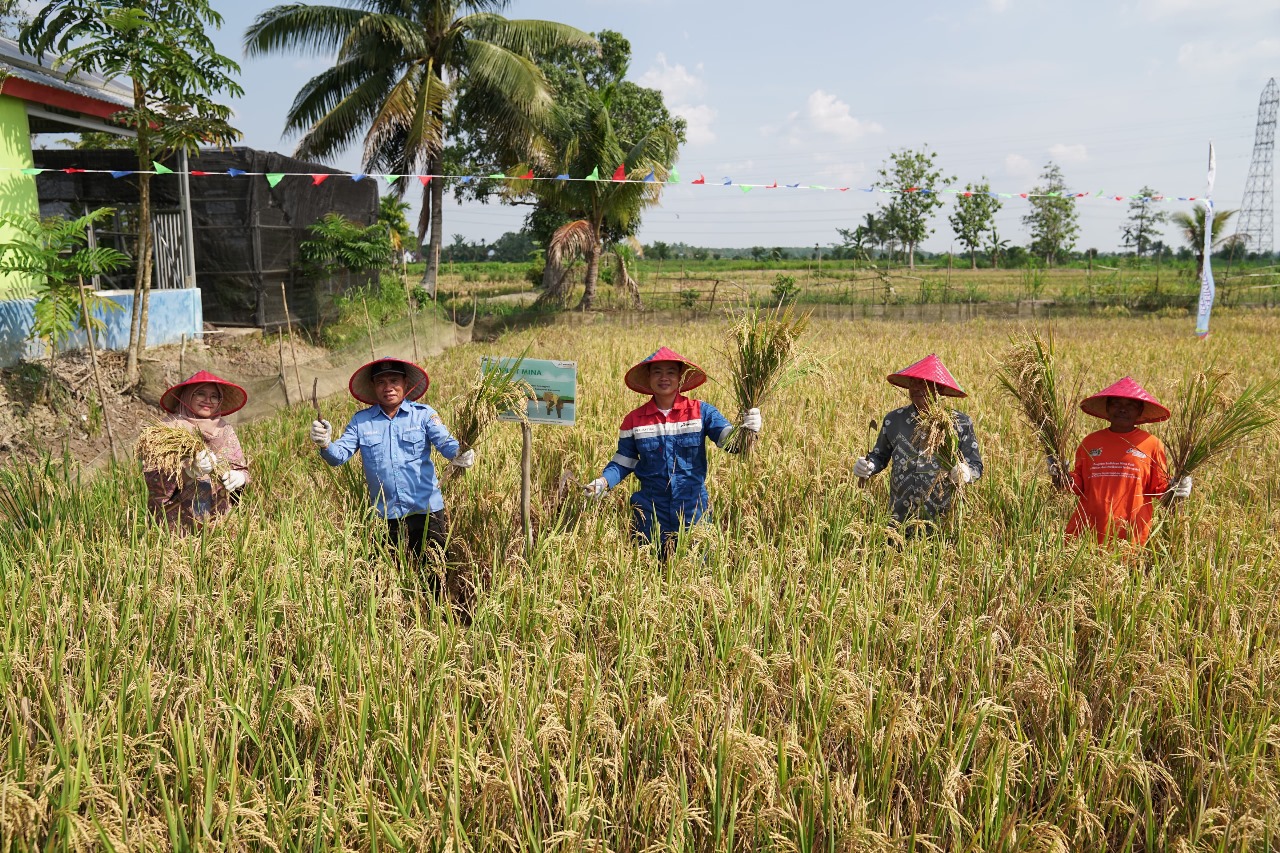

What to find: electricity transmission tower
left=1238, top=78, right=1277, bottom=256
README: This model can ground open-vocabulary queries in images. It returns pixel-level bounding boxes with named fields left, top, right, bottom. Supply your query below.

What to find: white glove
left=949, top=461, right=973, bottom=485
left=185, top=449, right=217, bottom=480
left=1170, top=476, right=1192, bottom=499
left=310, top=419, right=332, bottom=448
left=741, top=408, right=762, bottom=433
left=1046, top=455, right=1062, bottom=478
left=450, top=448, right=476, bottom=470
left=853, top=457, right=876, bottom=479
left=582, top=477, right=608, bottom=499
left=220, top=469, right=247, bottom=492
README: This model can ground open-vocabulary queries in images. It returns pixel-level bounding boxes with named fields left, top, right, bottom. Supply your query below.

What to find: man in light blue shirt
left=310, top=358, right=474, bottom=584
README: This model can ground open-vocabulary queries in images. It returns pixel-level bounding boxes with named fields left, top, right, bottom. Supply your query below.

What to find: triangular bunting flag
left=586, top=167, right=600, bottom=181
left=191, top=170, right=210, bottom=176
left=692, top=174, right=706, bottom=184
left=740, top=185, right=752, bottom=193
left=643, top=170, right=656, bottom=182
left=152, top=162, right=173, bottom=174
left=722, top=177, right=732, bottom=185
left=418, top=175, right=432, bottom=186
left=352, top=173, right=366, bottom=182
left=63, top=168, right=85, bottom=173
left=612, top=164, right=627, bottom=181
left=668, top=170, right=680, bottom=183
left=228, top=169, right=246, bottom=177
left=461, top=176, right=472, bottom=184
left=311, top=174, right=329, bottom=186
left=266, top=173, right=285, bottom=187
left=555, top=174, right=570, bottom=180
left=767, top=181, right=778, bottom=189
left=20, top=168, right=44, bottom=176
left=488, top=172, right=506, bottom=179
left=838, top=187, right=849, bottom=192
left=384, top=175, right=401, bottom=185
left=519, top=169, right=534, bottom=180
left=109, top=170, right=132, bottom=179
left=786, top=183, right=800, bottom=188
left=810, top=185, right=827, bottom=190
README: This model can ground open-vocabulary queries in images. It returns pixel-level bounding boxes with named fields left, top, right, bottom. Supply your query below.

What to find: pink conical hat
left=160, top=370, right=249, bottom=416
left=1080, top=376, right=1170, bottom=424
left=624, top=346, right=708, bottom=394
left=886, top=354, right=966, bottom=398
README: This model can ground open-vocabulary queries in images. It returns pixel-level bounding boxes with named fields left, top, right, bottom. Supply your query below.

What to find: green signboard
left=483, top=356, right=578, bottom=426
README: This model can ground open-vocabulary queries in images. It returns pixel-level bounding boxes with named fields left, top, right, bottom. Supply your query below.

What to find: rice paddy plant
left=445, top=352, right=534, bottom=480
left=1159, top=368, right=1280, bottom=506
left=995, top=329, right=1080, bottom=489
left=135, top=421, right=225, bottom=481
left=719, top=304, right=814, bottom=455
left=0, top=314, right=1279, bottom=850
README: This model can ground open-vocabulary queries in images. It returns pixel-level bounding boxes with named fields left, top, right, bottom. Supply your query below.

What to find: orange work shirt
left=1066, top=427, right=1170, bottom=545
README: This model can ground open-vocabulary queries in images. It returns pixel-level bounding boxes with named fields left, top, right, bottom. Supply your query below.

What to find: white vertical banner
left=1195, top=142, right=1217, bottom=337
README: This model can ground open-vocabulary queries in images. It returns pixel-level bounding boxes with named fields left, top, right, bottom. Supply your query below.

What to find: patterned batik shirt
left=865, top=403, right=983, bottom=521
left=143, top=414, right=251, bottom=532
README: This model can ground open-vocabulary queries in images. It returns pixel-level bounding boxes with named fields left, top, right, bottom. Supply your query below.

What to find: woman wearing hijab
left=143, top=370, right=250, bottom=531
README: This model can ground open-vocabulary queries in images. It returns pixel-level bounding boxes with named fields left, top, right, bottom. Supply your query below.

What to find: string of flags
left=1, top=163, right=1215, bottom=203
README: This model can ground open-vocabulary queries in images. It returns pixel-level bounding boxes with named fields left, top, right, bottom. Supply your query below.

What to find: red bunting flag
left=963, top=191, right=972, bottom=197
left=692, top=174, right=706, bottom=184
left=612, top=164, right=627, bottom=181
left=191, top=170, right=209, bottom=176
left=839, top=187, right=849, bottom=192
left=311, top=174, right=329, bottom=186
left=519, top=169, right=534, bottom=179
left=63, top=168, right=85, bottom=173
left=767, top=181, right=778, bottom=189
left=1019, top=193, right=1028, bottom=199
left=907, top=186, right=918, bottom=193
left=418, top=175, right=431, bottom=186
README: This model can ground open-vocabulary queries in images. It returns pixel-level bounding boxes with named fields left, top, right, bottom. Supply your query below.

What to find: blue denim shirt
left=320, top=400, right=461, bottom=518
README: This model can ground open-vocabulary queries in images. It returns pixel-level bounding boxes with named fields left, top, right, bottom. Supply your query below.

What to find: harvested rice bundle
left=1160, top=370, right=1280, bottom=506
left=721, top=304, right=814, bottom=455
left=447, top=354, right=534, bottom=478
left=995, top=330, right=1079, bottom=490
left=912, top=390, right=962, bottom=500
left=135, top=423, right=217, bottom=481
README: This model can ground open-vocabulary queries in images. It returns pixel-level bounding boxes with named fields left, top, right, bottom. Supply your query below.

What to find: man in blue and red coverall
left=582, top=347, right=762, bottom=557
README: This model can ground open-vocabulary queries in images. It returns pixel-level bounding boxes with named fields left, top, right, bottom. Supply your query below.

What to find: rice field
left=2, top=311, right=1280, bottom=851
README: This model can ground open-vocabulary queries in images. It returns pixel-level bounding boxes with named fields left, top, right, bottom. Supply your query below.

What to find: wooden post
left=361, top=294, right=376, bottom=360
left=708, top=279, right=720, bottom=313
left=78, top=277, right=118, bottom=465
left=404, top=272, right=420, bottom=362
left=520, top=422, right=533, bottom=559
left=279, top=282, right=304, bottom=404
left=277, top=330, right=290, bottom=406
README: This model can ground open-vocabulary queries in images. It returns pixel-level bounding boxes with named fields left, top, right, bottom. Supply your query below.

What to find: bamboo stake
left=521, top=421, right=533, bottom=559
left=279, top=282, right=304, bottom=404
left=361, top=294, right=376, bottom=360
left=404, top=271, right=420, bottom=362
left=77, top=276, right=118, bottom=465
left=277, top=329, right=290, bottom=407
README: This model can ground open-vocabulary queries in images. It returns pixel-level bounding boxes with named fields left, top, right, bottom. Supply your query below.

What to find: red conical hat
left=160, top=370, right=248, bottom=416
left=349, top=357, right=430, bottom=406
left=624, top=346, right=708, bottom=394
left=886, top=354, right=966, bottom=398
left=1080, top=376, right=1170, bottom=424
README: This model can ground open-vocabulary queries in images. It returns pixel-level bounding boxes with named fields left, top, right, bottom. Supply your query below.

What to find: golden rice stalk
left=912, top=390, right=962, bottom=501
left=1160, top=370, right=1280, bottom=506
left=135, top=423, right=209, bottom=482
left=448, top=354, right=535, bottom=478
left=721, top=304, right=814, bottom=455
left=995, top=330, right=1079, bottom=489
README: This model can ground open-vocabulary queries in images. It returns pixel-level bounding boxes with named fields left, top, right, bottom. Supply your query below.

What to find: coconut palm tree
left=533, top=84, right=678, bottom=310
left=244, top=1, right=592, bottom=295
left=1171, top=207, right=1239, bottom=278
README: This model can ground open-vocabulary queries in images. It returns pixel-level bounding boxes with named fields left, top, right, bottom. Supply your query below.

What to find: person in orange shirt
left=1051, top=377, right=1192, bottom=545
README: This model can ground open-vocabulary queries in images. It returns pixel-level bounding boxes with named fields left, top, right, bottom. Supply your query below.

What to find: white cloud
left=1048, top=143, right=1088, bottom=163
left=637, top=54, right=706, bottom=103
left=802, top=90, right=883, bottom=143
left=671, top=104, right=717, bottom=146
left=1004, top=153, right=1036, bottom=180
left=638, top=54, right=715, bottom=146
left=1176, top=37, right=1280, bottom=74
left=986, top=0, right=1012, bottom=11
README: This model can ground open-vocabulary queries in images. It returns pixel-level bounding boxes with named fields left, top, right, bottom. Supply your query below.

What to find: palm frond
left=244, top=4, right=372, bottom=59
left=548, top=220, right=595, bottom=267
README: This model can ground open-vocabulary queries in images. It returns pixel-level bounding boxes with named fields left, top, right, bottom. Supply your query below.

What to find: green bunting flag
left=20, top=168, right=44, bottom=176
left=488, top=172, right=506, bottom=179
left=383, top=175, right=400, bottom=185
left=266, top=173, right=285, bottom=188
left=740, top=185, right=752, bottom=193
left=586, top=166, right=600, bottom=181
left=152, top=162, right=173, bottom=175
left=668, top=169, right=680, bottom=183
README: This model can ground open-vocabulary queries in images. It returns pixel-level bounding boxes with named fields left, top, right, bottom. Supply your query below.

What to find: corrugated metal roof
left=0, top=36, right=133, bottom=110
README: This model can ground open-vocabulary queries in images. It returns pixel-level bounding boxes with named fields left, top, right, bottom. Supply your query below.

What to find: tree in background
left=22, top=0, right=243, bottom=385
left=0, top=209, right=127, bottom=377
left=1121, top=186, right=1169, bottom=257
left=875, top=147, right=953, bottom=269
left=1022, top=162, right=1079, bottom=266
left=948, top=180, right=1002, bottom=269
left=1171, top=207, right=1239, bottom=279
left=245, top=0, right=592, bottom=298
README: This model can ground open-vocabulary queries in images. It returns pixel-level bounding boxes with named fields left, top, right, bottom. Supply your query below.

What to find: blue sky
left=210, top=0, right=1278, bottom=253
